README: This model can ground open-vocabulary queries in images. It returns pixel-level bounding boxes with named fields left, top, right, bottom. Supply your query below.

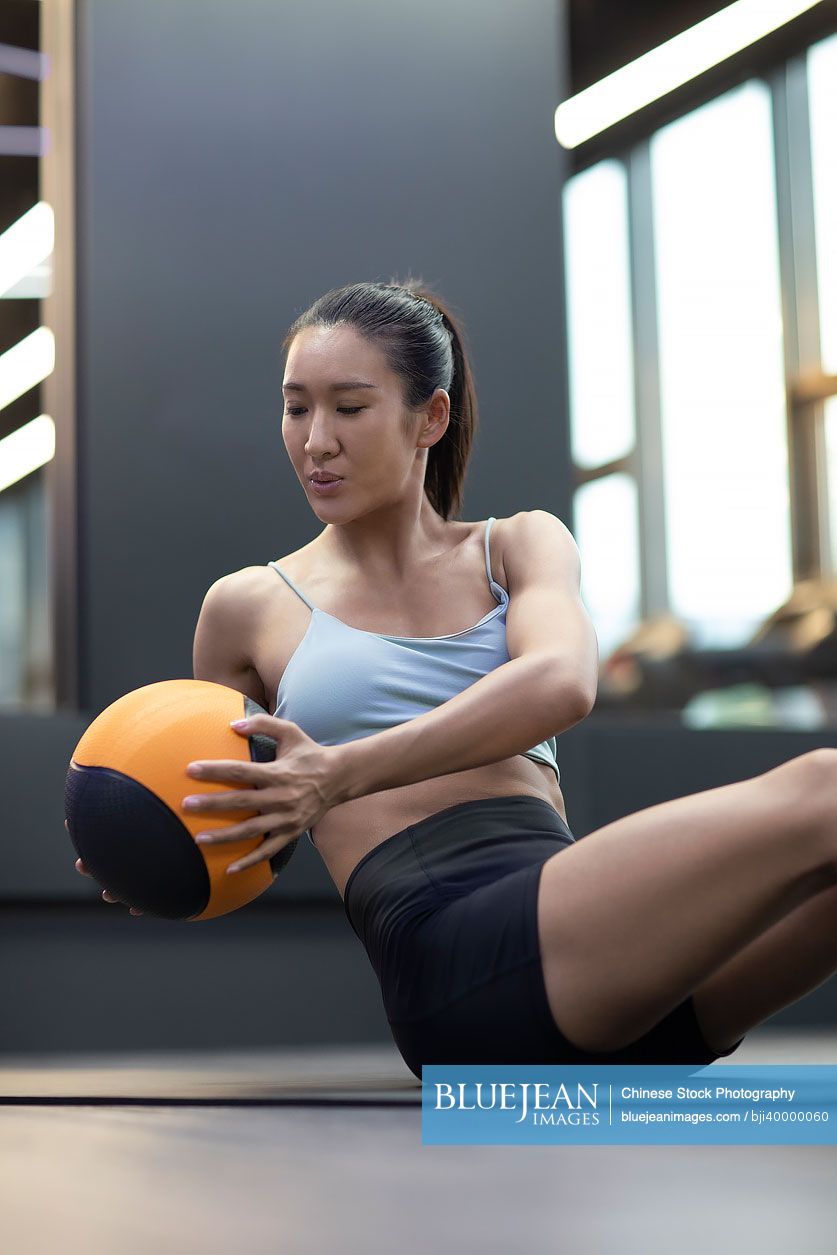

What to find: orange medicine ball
left=64, top=679, right=298, bottom=921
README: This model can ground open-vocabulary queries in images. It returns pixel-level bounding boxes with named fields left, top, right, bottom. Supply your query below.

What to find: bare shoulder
left=203, top=564, right=277, bottom=614
left=201, top=558, right=307, bottom=639
left=193, top=566, right=279, bottom=707
left=493, top=510, right=580, bottom=593
left=497, top=508, right=578, bottom=548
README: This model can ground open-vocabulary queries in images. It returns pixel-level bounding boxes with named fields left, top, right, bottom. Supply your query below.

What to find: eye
left=284, top=406, right=365, bottom=416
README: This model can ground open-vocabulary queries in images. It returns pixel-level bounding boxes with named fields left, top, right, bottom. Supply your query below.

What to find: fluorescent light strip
left=2, top=261, right=52, bottom=300
left=0, top=415, right=55, bottom=494
left=0, top=126, right=48, bottom=156
left=0, top=203, right=54, bottom=298
left=554, top=0, right=825, bottom=149
left=0, top=43, right=48, bottom=81
left=0, top=328, right=55, bottom=412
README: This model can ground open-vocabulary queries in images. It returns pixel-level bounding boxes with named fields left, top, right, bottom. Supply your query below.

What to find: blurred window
left=563, top=29, right=837, bottom=690
left=563, top=160, right=635, bottom=471
left=0, top=2, right=56, bottom=710
left=809, top=34, right=837, bottom=567
left=649, top=81, right=791, bottom=647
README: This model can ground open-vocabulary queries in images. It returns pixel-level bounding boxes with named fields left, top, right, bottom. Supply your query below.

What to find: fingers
left=194, top=825, right=267, bottom=846
left=181, top=797, right=268, bottom=824
left=227, top=829, right=296, bottom=874
left=68, top=826, right=94, bottom=882
left=98, top=883, right=143, bottom=915
left=103, top=893, right=142, bottom=916
left=68, top=822, right=142, bottom=915
left=100, top=885, right=143, bottom=915
left=184, top=760, right=272, bottom=787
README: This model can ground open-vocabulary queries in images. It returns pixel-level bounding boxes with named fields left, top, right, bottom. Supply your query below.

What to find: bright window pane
left=824, top=396, right=837, bottom=568
left=573, top=473, right=639, bottom=660
left=650, top=81, right=791, bottom=646
left=808, top=31, right=837, bottom=376
left=0, top=469, right=50, bottom=708
left=562, top=160, right=635, bottom=470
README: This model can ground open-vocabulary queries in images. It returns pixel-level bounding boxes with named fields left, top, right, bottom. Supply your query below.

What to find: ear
left=416, top=388, right=451, bottom=448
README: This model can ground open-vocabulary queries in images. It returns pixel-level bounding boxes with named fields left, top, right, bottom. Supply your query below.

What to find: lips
left=309, top=474, right=342, bottom=483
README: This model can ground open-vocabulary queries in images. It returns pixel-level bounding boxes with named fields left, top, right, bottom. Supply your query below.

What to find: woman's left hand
left=180, top=714, right=346, bottom=874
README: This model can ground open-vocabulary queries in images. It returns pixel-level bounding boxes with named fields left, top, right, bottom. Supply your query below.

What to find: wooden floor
left=2, top=1030, right=836, bottom=1254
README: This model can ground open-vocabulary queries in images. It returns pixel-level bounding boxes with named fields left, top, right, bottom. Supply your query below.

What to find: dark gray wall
left=76, top=0, right=573, bottom=714
left=1, top=0, right=578, bottom=1051
left=58, top=0, right=575, bottom=918
left=5, top=0, right=572, bottom=905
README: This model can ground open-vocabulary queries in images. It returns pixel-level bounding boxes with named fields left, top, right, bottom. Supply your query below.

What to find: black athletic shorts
left=342, top=794, right=745, bottom=1079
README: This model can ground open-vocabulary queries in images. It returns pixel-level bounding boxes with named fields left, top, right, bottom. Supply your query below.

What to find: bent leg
left=536, top=749, right=837, bottom=1052
left=691, top=880, right=837, bottom=1052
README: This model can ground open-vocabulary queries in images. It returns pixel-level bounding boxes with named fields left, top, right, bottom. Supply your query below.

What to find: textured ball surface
left=64, top=679, right=297, bottom=921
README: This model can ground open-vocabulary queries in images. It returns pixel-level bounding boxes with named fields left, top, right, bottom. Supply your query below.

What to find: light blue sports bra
left=267, top=517, right=561, bottom=839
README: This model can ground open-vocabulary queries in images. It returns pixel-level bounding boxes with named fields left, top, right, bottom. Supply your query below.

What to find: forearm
left=331, top=656, right=587, bottom=802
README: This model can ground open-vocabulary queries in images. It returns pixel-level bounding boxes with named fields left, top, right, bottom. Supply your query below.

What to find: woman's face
left=281, top=322, right=448, bottom=515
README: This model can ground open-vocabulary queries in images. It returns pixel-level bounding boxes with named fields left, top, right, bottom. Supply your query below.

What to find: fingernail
left=230, top=719, right=249, bottom=729
left=226, top=864, right=241, bottom=874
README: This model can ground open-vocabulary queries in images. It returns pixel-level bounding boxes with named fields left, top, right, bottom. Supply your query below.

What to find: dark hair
left=281, top=277, right=478, bottom=521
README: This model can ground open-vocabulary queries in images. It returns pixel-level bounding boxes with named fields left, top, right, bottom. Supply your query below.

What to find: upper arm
left=192, top=572, right=270, bottom=710
left=501, top=509, right=599, bottom=712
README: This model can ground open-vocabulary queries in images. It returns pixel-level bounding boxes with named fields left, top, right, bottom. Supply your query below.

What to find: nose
left=304, top=414, right=340, bottom=459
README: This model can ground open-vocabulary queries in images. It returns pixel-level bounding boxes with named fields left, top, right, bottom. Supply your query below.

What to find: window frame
left=563, top=33, right=837, bottom=641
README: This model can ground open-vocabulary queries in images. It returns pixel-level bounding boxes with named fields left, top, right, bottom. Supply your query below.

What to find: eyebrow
left=282, top=380, right=380, bottom=392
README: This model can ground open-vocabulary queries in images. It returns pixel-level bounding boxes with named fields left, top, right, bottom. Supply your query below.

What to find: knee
left=771, top=749, right=837, bottom=829
left=779, top=748, right=837, bottom=790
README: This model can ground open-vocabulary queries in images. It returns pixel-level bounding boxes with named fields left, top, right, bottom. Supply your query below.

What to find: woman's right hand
left=68, top=820, right=143, bottom=915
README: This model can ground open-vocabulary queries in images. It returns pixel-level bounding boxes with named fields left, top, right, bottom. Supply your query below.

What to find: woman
left=76, top=279, right=837, bottom=1079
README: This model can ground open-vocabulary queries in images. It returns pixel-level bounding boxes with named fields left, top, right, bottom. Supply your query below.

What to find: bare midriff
left=307, top=760, right=566, bottom=900
left=249, top=516, right=568, bottom=900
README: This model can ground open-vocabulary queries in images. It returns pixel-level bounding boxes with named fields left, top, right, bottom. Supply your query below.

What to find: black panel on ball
left=64, top=764, right=211, bottom=919
left=242, top=696, right=301, bottom=877
left=243, top=697, right=276, bottom=763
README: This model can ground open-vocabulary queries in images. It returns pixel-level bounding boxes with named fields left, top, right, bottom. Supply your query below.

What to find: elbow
left=568, top=689, right=595, bottom=723
left=575, top=688, right=596, bottom=719
left=545, top=660, right=596, bottom=720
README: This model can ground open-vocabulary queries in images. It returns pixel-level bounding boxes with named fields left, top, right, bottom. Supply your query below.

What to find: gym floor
left=2, top=1028, right=835, bottom=1253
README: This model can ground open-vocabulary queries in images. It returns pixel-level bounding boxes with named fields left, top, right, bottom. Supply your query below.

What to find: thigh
left=386, top=859, right=743, bottom=1079
left=536, top=752, right=834, bottom=1053
left=347, top=795, right=575, bottom=1029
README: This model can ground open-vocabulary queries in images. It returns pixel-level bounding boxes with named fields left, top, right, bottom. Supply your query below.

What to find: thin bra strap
left=484, top=516, right=500, bottom=591
left=267, top=561, right=318, bottom=611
